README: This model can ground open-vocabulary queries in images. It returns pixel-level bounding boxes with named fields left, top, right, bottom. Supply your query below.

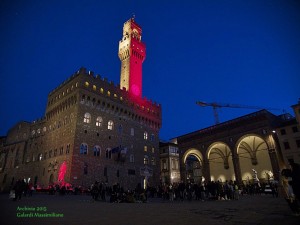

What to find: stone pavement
left=0, top=193, right=299, bottom=225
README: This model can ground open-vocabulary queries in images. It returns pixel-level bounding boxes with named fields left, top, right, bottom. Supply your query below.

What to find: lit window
left=84, top=113, right=91, bottom=123
left=100, top=88, right=104, bottom=94
left=152, top=147, right=155, bottom=153
left=144, top=155, right=149, bottom=165
left=96, top=117, right=103, bottom=127
left=144, top=131, right=148, bottom=140
left=93, top=85, right=97, bottom=91
left=114, top=94, right=117, bottom=98
left=85, top=81, right=89, bottom=87
left=108, top=120, right=114, bottom=130
left=94, top=146, right=101, bottom=157
left=107, top=91, right=111, bottom=96
left=80, top=143, right=88, bottom=155
left=39, top=154, right=43, bottom=161
left=144, top=146, right=148, bottom=152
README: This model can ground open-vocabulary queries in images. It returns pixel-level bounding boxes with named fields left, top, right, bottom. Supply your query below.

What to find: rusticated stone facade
left=0, top=67, right=161, bottom=191
left=0, top=18, right=162, bottom=192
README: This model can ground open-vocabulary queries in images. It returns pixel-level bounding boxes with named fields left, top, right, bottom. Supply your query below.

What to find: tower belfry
left=118, top=17, right=146, bottom=98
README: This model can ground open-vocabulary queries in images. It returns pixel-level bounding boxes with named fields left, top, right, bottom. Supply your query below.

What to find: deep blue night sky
left=0, top=0, right=299, bottom=140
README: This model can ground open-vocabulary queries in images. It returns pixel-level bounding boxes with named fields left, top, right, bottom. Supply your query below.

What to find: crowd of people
left=8, top=161, right=299, bottom=217
left=9, top=179, right=280, bottom=202
left=10, top=179, right=34, bottom=201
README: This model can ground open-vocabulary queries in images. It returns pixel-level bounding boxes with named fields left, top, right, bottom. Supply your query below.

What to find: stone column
left=232, top=152, right=242, bottom=185
left=202, top=159, right=210, bottom=182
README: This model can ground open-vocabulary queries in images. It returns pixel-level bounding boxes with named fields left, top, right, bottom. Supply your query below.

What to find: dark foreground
left=0, top=193, right=299, bottom=225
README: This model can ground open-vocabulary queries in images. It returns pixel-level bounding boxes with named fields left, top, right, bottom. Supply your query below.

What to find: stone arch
left=182, top=148, right=203, bottom=164
left=207, top=142, right=235, bottom=182
left=236, top=134, right=273, bottom=183
left=182, top=149, right=203, bottom=183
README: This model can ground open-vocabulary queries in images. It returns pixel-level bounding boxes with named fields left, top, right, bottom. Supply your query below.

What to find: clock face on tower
left=131, top=84, right=140, bottom=96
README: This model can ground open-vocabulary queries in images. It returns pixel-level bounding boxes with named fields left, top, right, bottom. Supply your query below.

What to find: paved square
left=1, top=193, right=299, bottom=225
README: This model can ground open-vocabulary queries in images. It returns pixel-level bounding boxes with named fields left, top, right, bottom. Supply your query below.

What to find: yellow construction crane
left=196, top=101, right=281, bottom=124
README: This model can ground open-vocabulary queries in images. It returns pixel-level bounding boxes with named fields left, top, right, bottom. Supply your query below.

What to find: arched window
left=94, top=146, right=101, bottom=157
left=96, top=117, right=103, bottom=127
left=106, top=148, right=112, bottom=159
left=144, top=155, right=149, bottom=165
left=108, top=120, right=114, bottom=130
left=144, top=131, right=148, bottom=140
left=84, top=113, right=91, bottom=123
left=80, top=143, right=88, bottom=155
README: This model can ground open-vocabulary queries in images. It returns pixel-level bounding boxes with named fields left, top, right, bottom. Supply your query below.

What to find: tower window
left=80, top=143, right=88, bottom=155
left=96, top=117, right=103, bottom=127
left=144, top=131, right=148, bottom=140
left=84, top=113, right=91, bottom=123
left=94, top=146, right=101, bottom=157
left=144, top=155, right=149, bottom=165
left=108, top=120, right=114, bottom=130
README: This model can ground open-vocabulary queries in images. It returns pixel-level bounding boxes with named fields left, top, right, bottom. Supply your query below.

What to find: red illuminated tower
left=118, top=17, right=146, bottom=98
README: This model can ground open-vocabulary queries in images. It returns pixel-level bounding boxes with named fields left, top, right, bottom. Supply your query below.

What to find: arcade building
left=0, top=18, right=162, bottom=191
left=160, top=101, right=300, bottom=185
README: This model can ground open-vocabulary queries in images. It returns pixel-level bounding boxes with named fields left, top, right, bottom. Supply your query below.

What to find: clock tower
left=118, top=17, right=146, bottom=98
